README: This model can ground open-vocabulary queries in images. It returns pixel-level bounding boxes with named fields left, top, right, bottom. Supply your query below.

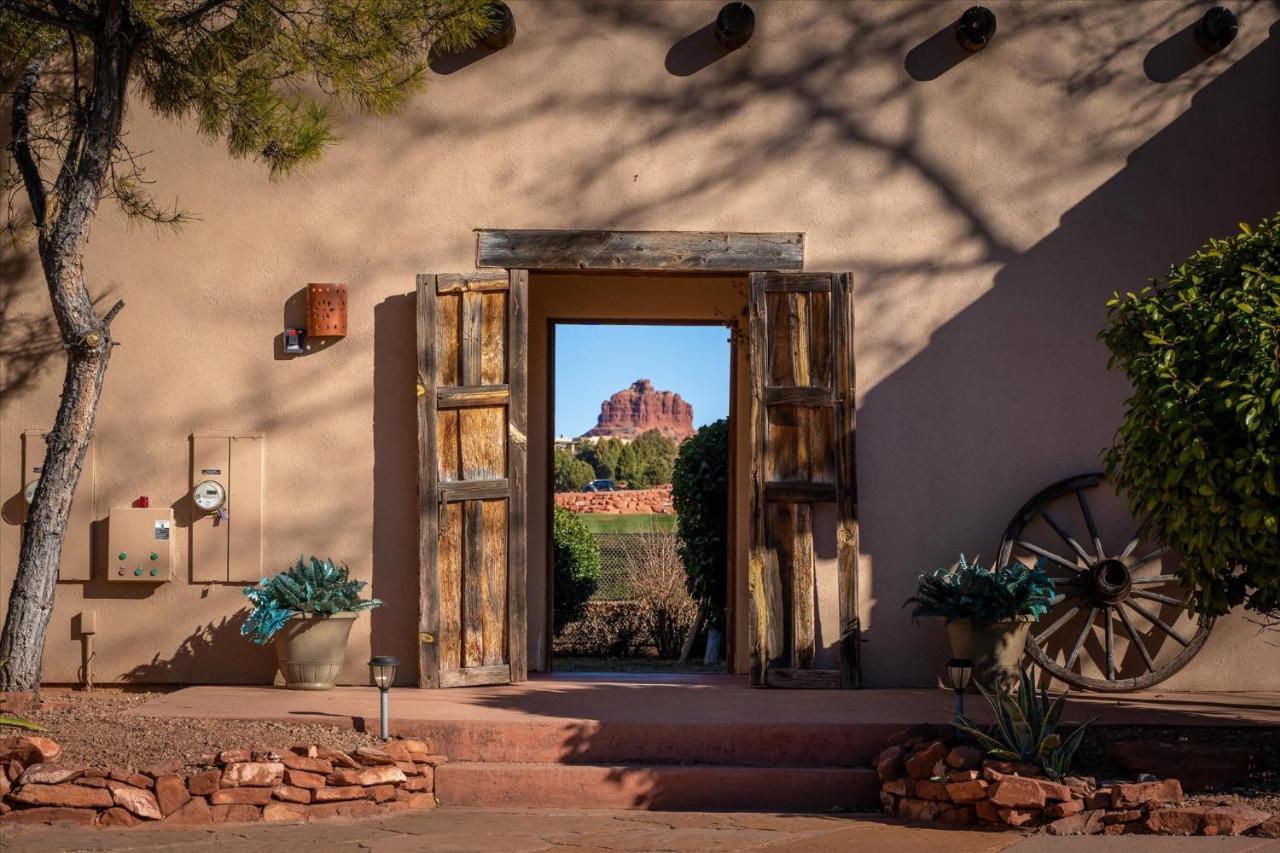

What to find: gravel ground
left=5, top=690, right=380, bottom=771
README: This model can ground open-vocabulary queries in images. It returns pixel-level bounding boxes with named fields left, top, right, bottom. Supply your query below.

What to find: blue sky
left=554, top=324, right=731, bottom=437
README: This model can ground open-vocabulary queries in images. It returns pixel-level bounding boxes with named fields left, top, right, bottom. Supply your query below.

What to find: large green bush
left=1100, top=214, right=1280, bottom=619
left=553, top=449, right=595, bottom=492
left=672, top=419, right=729, bottom=629
left=577, top=437, right=625, bottom=480
left=552, top=507, right=601, bottom=633
left=615, top=430, right=677, bottom=488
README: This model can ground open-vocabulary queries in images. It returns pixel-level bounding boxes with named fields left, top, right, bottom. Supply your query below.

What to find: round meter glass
left=23, top=480, right=39, bottom=503
left=193, top=480, right=227, bottom=512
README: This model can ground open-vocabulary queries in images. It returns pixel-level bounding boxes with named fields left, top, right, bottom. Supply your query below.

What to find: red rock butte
left=582, top=379, right=694, bottom=442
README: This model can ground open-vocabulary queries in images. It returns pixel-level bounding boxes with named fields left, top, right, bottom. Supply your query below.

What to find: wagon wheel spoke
left=1132, top=574, right=1179, bottom=585
left=1075, top=488, right=1105, bottom=560
left=1116, top=603, right=1157, bottom=673
left=1015, top=540, right=1085, bottom=573
left=1103, top=606, right=1116, bottom=680
left=1131, top=589, right=1185, bottom=607
left=1037, top=508, right=1093, bottom=564
left=1035, top=605, right=1081, bottom=644
left=1124, top=600, right=1191, bottom=647
left=1065, top=607, right=1098, bottom=670
left=1118, top=517, right=1150, bottom=562
left=1130, top=546, right=1171, bottom=571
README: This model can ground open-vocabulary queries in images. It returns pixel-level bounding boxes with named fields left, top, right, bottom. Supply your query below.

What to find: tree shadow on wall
left=122, top=613, right=277, bottom=685
left=857, top=23, right=1280, bottom=688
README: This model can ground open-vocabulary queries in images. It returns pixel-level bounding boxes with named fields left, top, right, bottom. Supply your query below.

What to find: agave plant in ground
left=242, top=557, right=382, bottom=691
left=955, top=668, right=1096, bottom=780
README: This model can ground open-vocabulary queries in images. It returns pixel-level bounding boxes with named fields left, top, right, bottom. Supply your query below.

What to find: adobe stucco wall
left=2, top=1, right=1279, bottom=688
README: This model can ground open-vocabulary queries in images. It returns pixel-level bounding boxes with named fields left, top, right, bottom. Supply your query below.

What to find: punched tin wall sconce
left=306, top=282, right=348, bottom=338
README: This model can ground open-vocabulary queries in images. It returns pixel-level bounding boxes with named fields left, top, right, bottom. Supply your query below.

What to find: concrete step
left=435, top=762, right=880, bottom=812
left=393, top=719, right=889, bottom=767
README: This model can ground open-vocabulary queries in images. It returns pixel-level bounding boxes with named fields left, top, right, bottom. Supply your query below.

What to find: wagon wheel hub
left=1088, top=558, right=1132, bottom=605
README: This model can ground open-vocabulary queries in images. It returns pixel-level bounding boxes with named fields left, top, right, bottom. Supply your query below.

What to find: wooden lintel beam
left=439, top=479, right=510, bottom=501
left=476, top=230, right=805, bottom=272
left=437, top=385, right=510, bottom=408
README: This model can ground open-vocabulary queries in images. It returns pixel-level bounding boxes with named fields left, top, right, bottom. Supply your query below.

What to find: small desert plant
left=626, top=533, right=699, bottom=658
left=905, top=555, right=1056, bottom=623
left=241, top=557, right=382, bottom=645
left=0, top=661, right=45, bottom=731
left=955, top=668, right=1095, bottom=780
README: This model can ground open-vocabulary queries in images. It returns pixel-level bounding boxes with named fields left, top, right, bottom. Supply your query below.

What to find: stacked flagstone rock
left=553, top=485, right=674, bottom=515
left=0, top=734, right=445, bottom=828
left=876, top=724, right=1279, bottom=837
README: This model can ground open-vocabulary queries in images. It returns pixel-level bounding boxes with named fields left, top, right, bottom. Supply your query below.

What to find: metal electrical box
left=107, top=507, right=174, bottom=582
left=190, top=434, right=264, bottom=583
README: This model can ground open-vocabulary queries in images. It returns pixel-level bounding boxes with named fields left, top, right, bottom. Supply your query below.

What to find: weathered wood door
left=748, top=272, right=859, bottom=688
left=417, top=270, right=528, bottom=687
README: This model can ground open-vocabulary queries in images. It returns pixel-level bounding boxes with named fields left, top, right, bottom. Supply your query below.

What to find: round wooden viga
left=307, top=282, right=348, bottom=337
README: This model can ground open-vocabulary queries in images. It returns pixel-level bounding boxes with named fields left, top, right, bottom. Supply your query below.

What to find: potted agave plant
left=242, top=556, right=382, bottom=690
left=905, top=554, right=1054, bottom=688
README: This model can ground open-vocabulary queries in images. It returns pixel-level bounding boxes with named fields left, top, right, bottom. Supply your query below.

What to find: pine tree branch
left=8, top=56, right=49, bottom=229
left=6, top=1, right=96, bottom=35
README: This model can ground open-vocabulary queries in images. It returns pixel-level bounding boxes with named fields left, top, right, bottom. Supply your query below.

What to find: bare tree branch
left=5, top=0, right=96, bottom=35
left=8, top=55, right=49, bottom=229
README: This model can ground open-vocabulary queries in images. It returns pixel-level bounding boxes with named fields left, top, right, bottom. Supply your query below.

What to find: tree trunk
left=0, top=21, right=131, bottom=691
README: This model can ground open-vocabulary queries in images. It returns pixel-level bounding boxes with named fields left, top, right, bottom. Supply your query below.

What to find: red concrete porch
left=127, top=675, right=1280, bottom=812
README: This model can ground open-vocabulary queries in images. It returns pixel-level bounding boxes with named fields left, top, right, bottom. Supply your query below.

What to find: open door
left=417, top=270, right=528, bottom=687
left=748, top=272, right=859, bottom=688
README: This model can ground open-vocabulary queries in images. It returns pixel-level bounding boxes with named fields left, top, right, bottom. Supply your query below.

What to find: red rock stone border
left=0, top=734, right=444, bottom=828
left=876, top=725, right=1279, bottom=838
left=554, top=485, right=674, bottom=515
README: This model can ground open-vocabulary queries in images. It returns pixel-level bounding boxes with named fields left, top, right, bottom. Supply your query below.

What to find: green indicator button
left=133, top=568, right=142, bottom=576
left=149, top=568, right=159, bottom=577
left=118, top=552, right=128, bottom=560
left=150, top=552, right=158, bottom=561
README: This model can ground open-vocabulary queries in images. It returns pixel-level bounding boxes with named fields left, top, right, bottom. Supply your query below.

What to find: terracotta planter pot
left=274, top=611, right=357, bottom=690
left=946, top=617, right=1033, bottom=690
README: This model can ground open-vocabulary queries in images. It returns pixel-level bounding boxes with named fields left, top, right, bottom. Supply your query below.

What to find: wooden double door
left=416, top=270, right=857, bottom=688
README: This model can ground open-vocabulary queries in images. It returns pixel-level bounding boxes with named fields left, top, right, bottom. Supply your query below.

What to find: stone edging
left=877, top=725, right=1279, bottom=837
left=0, top=733, right=443, bottom=828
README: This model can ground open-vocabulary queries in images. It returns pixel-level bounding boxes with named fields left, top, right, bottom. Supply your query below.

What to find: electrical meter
left=193, top=479, right=227, bottom=513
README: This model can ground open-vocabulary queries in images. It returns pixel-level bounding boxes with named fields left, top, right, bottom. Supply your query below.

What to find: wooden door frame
left=544, top=317, right=741, bottom=674
left=417, top=230, right=860, bottom=687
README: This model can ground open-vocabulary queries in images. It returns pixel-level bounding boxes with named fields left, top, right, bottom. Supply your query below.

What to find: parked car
left=584, top=479, right=616, bottom=492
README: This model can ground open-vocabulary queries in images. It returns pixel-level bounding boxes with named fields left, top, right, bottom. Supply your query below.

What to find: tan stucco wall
left=3, top=1, right=1279, bottom=689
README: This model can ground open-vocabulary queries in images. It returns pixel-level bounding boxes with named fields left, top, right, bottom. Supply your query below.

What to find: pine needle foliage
left=241, top=555, right=382, bottom=644
left=955, top=668, right=1096, bottom=780
left=905, top=554, right=1056, bottom=624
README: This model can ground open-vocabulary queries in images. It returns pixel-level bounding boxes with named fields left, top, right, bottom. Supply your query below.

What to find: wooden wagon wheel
left=997, top=472, right=1214, bottom=692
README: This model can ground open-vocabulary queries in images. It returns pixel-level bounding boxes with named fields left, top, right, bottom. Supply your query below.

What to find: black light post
left=368, top=655, right=400, bottom=740
left=947, top=658, right=974, bottom=737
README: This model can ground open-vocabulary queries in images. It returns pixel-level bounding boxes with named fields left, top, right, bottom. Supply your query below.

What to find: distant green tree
left=554, top=450, right=595, bottom=492
left=552, top=507, right=600, bottom=633
left=672, top=420, right=729, bottom=630
left=577, top=437, right=624, bottom=480
left=616, top=430, right=677, bottom=488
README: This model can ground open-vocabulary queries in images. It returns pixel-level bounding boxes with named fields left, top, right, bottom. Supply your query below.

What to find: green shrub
left=577, top=437, right=625, bottom=480
left=672, top=419, right=729, bottom=629
left=905, top=555, right=1055, bottom=623
left=614, top=430, right=677, bottom=488
left=955, top=669, right=1096, bottom=780
left=1100, top=214, right=1280, bottom=618
left=241, top=556, right=382, bottom=644
left=552, top=507, right=601, bottom=633
left=554, top=449, right=595, bottom=492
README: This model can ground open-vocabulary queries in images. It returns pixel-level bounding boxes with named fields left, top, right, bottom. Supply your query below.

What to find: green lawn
left=577, top=513, right=676, bottom=534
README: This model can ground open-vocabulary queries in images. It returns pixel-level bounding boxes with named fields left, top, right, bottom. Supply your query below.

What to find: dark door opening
left=547, top=321, right=734, bottom=675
